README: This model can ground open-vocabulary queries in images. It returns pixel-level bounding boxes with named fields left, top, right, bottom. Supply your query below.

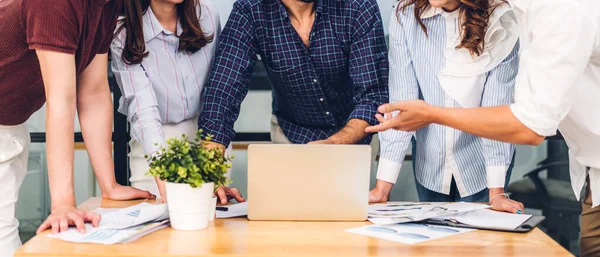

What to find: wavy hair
left=116, top=0, right=214, bottom=65
left=398, top=0, right=504, bottom=56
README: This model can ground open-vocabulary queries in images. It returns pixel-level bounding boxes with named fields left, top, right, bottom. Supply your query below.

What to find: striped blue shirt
left=377, top=4, right=519, bottom=197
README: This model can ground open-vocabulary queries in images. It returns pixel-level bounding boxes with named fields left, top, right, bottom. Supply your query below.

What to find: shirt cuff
left=28, top=43, right=76, bottom=55
left=348, top=103, right=378, bottom=126
left=198, top=118, right=235, bottom=146
left=376, top=158, right=403, bottom=184
left=486, top=165, right=509, bottom=189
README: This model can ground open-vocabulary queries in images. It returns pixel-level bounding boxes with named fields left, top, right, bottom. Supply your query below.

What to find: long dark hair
left=117, top=0, right=214, bottom=65
left=398, top=0, right=504, bottom=56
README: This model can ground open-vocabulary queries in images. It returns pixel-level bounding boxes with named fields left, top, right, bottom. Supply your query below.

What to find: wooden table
left=16, top=198, right=573, bottom=257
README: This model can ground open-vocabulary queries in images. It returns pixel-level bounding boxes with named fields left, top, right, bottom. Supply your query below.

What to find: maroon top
left=0, top=0, right=122, bottom=125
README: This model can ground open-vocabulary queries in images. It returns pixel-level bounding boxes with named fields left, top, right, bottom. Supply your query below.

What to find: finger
left=36, top=220, right=51, bottom=234
left=513, top=202, right=524, bottom=214
left=375, top=114, right=387, bottom=124
left=518, top=202, right=525, bottom=211
left=135, top=189, right=156, bottom=199
left=59, top=218, right=69, bottom=233
left=68, top=212, right=86, bottom=233
left=504, top=202, right=519, bottom=214
left=84, top=211, right=102, bottom=227
left=217, top=188, right=228, bottom=204
left=51, top=219, right=60, bottom=234
left=229, top=188, right=246, bottom=203
left=378, top=102, right=406, bottom=114
left=365, top=121, right=396, bottom=133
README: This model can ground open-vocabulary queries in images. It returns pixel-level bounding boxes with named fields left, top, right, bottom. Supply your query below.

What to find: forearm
left=430, top=105, right=545, bottom=145
left=77, top=82, right=118, bottom=194
left=328, top=119, right=370, bottom=144
left=46, top=100, right=77, bottom=208
left=77, top=54, right=119, bottom=195
left=36, top=50, right=78, bottom=208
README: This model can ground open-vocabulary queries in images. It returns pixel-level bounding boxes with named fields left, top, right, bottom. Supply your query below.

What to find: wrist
left=375, top=180, right=394, bottom=196
left=489, top=188, right=505, bottom=196
left=488, top=188, right=508, bottom=204
left=428, top=105, right=441, bottom=124
left=100, top=181, right=119, bottom=198
left=51, top=198, right=76, bottom=211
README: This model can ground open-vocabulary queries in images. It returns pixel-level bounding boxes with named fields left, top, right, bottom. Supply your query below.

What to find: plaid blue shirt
left=198, top=0, right=389, bottom=145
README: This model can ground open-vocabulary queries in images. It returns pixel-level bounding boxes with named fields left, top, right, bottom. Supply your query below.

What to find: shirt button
left=325, top=112, right=330, bottom=115
left=319, top=98, right=324, bottom=102
left=313, top=79, right=318, bottom=83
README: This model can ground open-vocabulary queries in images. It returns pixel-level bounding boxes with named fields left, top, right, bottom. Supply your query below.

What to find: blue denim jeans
left=411, top=139, right=515, bottom=202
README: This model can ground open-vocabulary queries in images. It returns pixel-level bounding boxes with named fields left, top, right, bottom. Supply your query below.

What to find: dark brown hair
left=398, top=0, right=504, bottom=56
left=117, top=0, right=214, bottom=65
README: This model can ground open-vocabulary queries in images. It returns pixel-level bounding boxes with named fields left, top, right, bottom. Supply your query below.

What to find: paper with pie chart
left=347, top=222, right=475, bottom=244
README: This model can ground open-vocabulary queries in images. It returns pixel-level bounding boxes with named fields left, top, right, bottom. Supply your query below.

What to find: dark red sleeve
left=97, top=0, right=123, bottom=54
left=97, top=17, right=120, bottom=54
left=23, top=0, right=81, bottom=54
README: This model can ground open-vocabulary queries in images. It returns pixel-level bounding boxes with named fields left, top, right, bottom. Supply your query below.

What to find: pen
left=216, top=207, right=228, bottom=211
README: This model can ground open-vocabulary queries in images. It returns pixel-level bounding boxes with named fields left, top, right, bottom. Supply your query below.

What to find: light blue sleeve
left=480, top=44, right=519, bottom=188
left=376, top=9, right=420, bottom=184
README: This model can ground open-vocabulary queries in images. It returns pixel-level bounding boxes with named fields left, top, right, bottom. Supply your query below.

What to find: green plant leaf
left=147, top=130, right=231, bottom=188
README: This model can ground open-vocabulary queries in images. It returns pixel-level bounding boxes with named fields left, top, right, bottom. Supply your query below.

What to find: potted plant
left=147, top=130, right=231, bottom=230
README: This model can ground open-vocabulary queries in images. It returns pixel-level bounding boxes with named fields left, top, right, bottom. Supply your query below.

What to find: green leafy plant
left=147, top=130, right=232, bottom=189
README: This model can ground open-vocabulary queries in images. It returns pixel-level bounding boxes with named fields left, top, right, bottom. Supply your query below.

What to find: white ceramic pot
left=165, top=182, right=214, bottom=230
left=208, top=196, right=217, bottom=222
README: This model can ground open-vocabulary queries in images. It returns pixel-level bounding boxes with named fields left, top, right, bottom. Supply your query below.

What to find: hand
left=489, top=190, right=524, bottom=214
left=156, top=178, right=167, bottom=203
left=101, top=184, right=155, bottom=201
left=36, top=205, right=101, bottom=234
left=203, top=141, right=226, bottom=153
left=365, top=100, right=435, bottom=133
left=370, top=180, right=394, bottom=203
left=215, top=186, right=246, bottom=204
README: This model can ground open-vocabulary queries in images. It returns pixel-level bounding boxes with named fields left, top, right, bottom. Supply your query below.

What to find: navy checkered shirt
left=198, top=0, right=389, bottom=145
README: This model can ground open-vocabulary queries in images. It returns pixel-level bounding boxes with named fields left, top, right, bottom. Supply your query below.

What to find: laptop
left=247, top=144, right=371, bottom=221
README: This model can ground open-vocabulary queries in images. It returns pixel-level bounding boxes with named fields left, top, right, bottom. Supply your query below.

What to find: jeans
left=411, top=138, right=515, bottom=202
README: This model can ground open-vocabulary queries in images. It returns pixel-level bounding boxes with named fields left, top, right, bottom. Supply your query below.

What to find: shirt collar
left=506, top=0, right=528, bottom=18
left=420, top=6, right=459, bottom=19
left=277, top=0, right=324, bottom=20
left=143, top=7, right=182, bottom=43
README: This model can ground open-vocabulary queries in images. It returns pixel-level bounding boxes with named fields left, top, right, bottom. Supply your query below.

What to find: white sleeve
left=510, top=0, right=596, bottom=136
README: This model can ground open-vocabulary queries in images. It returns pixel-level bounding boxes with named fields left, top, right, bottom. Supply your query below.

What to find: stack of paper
left=349, top=201, right=532, bottom=245
left=48, top=202, right=170, bottom=245
left=368, top=202, right=489, bottom=225
left=430, top=208, right=533, bottom=230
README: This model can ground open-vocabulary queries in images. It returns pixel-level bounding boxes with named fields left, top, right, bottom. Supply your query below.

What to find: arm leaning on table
left=369, top=10, right=417, bottom=203
left=78, top=53, right=155, bottom=202
left=110, top=32, right=168, bottom=201
left=198, top=1, right=256, bottom=204
left=479, top=46, right=523, bottom=214
left=35, top=51, right=154, bottom=235
left=198, top=1, right=258, bottom=152
left=310, top=0, right=388, bottom=145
